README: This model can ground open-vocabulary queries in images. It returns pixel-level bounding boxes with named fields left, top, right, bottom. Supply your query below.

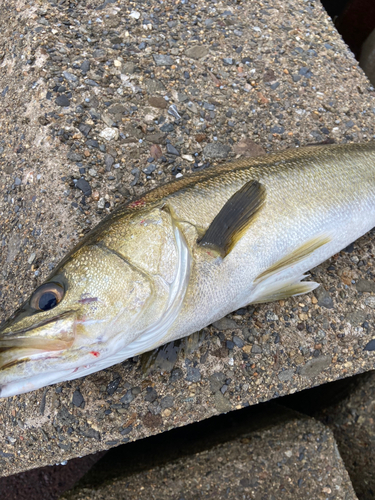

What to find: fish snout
left=0, top=313, right=76, bottom=372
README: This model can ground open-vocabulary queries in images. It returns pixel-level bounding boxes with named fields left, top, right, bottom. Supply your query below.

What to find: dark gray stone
left=63, top=71, right=78, bottom=82
left=166, top=144, right=179, bottom=155
left=144, top=387, right=158, bottom=403
left=120, top=391, right=134, bottom=405
left=232, top=335, right=244, bottom=348
left=160, top=123, right=174, bottom=133
left=80, top=60, right=90, bottom=72
left=186, top=367, right=201, bottom=382
left=85, top=79, right=98, bottom=87
left=93, top=49, right=106, bottom=60
left=356, top=279, right=375, bottom=293
left=168, top=368, right=183, bottom=384
left=76, top=178, right=92, bottom=196
left=104, top=154, right=114, bottom=170
left=86, top=139, right=99, bottom=148
left=120, top=426, right=132, bottom=436
left=57, top=407, right=77, bottom=426
left=78, top=123, right=91, bottom=137
left=107, top=378, right=121, bottom=396
left=270, top=125, right=285, bottom=134
left=211, top=318, right=238, bottom=330
left=143, top=164, right=156, bottom=175
left=160, top=395, right=174, bottom=409
left=55, top=95, right=70, bottom=107
left=108, top=104, right=126, bottom=115
left=314, top=287, right=334, bottom=309
left=78, top=427, right=100, bottom=440
left=72, top=389, right=84, bottom=407
left=364, top=339, right=375, bottom=351
left=67, top=151, right=83, bottom=162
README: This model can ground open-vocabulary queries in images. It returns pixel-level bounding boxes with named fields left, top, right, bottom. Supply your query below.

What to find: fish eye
left=30, top=283, right=65, bottom=312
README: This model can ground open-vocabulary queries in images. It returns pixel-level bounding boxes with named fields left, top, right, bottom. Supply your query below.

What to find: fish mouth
left=0, top=311, right=76, bottom=371
left=0, top=310, right=74, bottom=338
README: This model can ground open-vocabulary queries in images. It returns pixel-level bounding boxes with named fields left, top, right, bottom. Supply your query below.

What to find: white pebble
left=99, top=128, right=119, bottom=141
left=181, top=154, right=194, bottom=162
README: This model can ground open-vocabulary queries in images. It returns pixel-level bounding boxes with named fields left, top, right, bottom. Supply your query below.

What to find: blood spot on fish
left=129, top=199, right=146, bottom=209
left=90, top=351, right=100, bottom=357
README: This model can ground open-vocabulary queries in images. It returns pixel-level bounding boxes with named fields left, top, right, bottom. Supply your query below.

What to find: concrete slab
left=361, top=29, right=375, bottom=86
left=0, top=0, right=375, bottom=477
left=59, top=407, right=357, bottom=500
left=316, top=371, right=375, bottom=499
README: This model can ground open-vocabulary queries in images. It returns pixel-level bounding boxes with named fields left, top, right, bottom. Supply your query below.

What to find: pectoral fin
left=198, top=180, right=266, bottom=257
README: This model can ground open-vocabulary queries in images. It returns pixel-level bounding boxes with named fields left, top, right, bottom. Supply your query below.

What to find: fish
left=1, top=141, right=375, bottom=398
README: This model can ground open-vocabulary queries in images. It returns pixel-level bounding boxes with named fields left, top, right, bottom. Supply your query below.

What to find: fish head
left=0, top=243, right=154, bottom=397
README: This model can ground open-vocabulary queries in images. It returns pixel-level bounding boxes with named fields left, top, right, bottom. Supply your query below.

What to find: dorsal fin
left=198, top=180, right=266, bottom=257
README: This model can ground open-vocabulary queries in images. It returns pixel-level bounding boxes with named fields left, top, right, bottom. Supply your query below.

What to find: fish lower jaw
left=0, top=368, right=76, bottom=398
left=0, top=344, right=133, bottom=397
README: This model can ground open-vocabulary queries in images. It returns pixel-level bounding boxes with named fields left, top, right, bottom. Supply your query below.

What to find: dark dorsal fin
left=198, top=180, right=266, bottom=257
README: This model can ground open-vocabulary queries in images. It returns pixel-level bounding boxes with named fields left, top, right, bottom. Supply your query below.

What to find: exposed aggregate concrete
left=316, top=371, right=375, bottom=500
left=60, top=408, right=358, bottom=500
left=0, top=0, right=375, bottom=477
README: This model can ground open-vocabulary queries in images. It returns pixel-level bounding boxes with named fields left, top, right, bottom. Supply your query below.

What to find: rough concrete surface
left=0, top=450, right=106, bottom=500
left=0, top=0, right=375, bottom=477
left=60, top=407, right=358, bottom=500
left=360, top=29, right=375, bottom=87
left=317, top=371, right=375, bottom=500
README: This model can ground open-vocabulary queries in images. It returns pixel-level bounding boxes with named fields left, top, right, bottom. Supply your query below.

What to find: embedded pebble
left=203, top=143, right=231, bottom=159
left=185, top=46, right=209, bottom=59
left=55, top=95, right=70, bottom=107
left=99, top=128, right=119, bottom=141
left=153, top=54, right=174, bottom=66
